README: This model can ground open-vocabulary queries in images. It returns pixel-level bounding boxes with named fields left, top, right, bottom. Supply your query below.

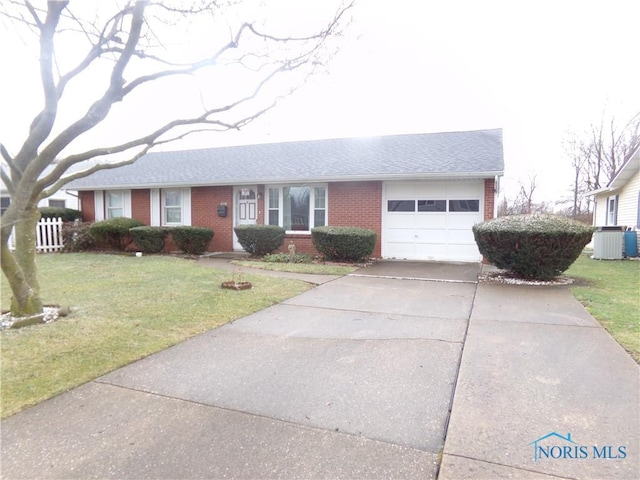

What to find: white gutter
left=70, top=171, right=505, bottom=191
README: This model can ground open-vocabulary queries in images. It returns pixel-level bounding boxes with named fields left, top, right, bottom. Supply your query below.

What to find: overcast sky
left=2, top=0, right=639, bottom=204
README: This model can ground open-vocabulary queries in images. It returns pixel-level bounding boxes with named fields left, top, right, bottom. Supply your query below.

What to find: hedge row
left=39, top=207, right=82, bottom=222
left=85, top=218, right=213, bottom=255
left=234, top=225, right=285, bottom=256
left=311, top=226, right=376, bottom=262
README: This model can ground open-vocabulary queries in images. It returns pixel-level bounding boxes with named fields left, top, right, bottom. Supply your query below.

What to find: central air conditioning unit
left=593, top=227, right=624, bottom=260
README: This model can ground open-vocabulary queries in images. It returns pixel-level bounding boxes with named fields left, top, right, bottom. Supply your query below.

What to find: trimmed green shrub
left=61, top=221, right=94, bottom=252
left=88, top=217, right=145, bottom=251
left=129, top=226, right=168, bottom=254
left=473, top=214, right=595, bottom=280
left=39, top=207, right=82, bottom=222
left=170, top=226, right=214, bottom=255
left=311, top=226, right=377, bottom=262
left=234, top=225, right=285, bottom=256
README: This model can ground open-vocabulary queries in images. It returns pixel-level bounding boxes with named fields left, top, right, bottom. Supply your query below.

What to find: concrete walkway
left=1, top=260, right=638, bottom=479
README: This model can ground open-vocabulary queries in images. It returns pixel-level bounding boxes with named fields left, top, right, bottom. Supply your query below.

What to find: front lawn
left=0, top=253, right=311, bottom=418
left=566, top=253, right=640, bottom=363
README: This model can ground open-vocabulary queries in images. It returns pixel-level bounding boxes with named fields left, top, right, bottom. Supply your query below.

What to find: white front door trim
left=233, top=185, right=258, bottom=250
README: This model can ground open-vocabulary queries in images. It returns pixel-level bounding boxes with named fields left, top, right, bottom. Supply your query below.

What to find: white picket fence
left=7, top=217, right=64, bottom=253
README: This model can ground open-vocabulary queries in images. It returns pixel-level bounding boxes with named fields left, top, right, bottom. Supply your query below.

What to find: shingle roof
left=67, top=129, right=504, bottom=190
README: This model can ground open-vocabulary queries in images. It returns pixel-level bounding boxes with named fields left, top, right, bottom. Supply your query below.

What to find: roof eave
left=71, top=171, right=505, bottom=191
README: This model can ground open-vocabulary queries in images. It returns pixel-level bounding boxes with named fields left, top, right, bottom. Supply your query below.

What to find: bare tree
left=498, top=173, right=551, bottom=216
left=563, top=110, right=640, bottom=218
left=0, top=0, right=353, bottom=317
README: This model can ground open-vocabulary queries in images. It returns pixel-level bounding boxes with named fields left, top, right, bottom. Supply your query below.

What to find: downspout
left=493, top=175, right=500, bottom=218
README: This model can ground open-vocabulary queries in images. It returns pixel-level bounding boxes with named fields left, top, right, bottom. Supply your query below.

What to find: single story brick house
left=67, top=128, right=504, bottom=262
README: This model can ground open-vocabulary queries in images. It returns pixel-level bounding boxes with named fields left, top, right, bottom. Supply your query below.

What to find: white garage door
left=383, top=181, right=484, bottom=262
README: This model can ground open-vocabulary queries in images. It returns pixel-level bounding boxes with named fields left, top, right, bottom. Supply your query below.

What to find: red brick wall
left=78, top=191, right=95, bottom=222
left=275, top=181, right=383, bottom=258
left=191, top=186, right=234, bottom=251
left=329, top=181, right=382, bottom=257
left=131, top=189, right=150, bottom=224
left=483, top=178, right=496, bottom=220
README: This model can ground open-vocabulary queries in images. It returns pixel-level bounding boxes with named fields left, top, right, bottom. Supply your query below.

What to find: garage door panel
left=385, top=242, right=416, bottom=259
left=447, top=229, right=475, bottom=244
left=447, top=213, right=480, bottom=229
left=385, top=228, right=416, bottom=242
left=416, top=229, right=447, bottom=244
left=415, top=214, right=447, bottom=228
left=386, top=214, right=416, bottom=228
left=447, top=244, right=482, bottom=262
left=447, top=182, right=483, bottom=196
left=415, top=243, right=448, bottom=260
left=383, top=181, right=484, bottom=262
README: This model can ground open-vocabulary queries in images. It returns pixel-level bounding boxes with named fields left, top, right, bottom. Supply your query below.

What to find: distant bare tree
left=563, top=110, right=640, bottom=217
left=0, top=0, right=353, bottom=317
left=498, top=174, right=551, bottom=216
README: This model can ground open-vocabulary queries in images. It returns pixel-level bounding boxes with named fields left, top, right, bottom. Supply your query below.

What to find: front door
left=233, top=186, right=258, bottom=250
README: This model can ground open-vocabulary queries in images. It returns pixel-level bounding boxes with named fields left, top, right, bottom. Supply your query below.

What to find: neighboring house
left=1, top=161, right=79, bottom=214
left=67, top=129, right=504, bottom=262
left=0, top=189, right=78, bottom=215
left=589, top=146, right=640, bottom=230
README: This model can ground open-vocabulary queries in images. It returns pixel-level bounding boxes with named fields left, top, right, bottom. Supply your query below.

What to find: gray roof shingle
left=67, top=129, right=503, bottom=190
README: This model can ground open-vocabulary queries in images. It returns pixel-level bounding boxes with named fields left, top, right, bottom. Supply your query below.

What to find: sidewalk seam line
left=280, top=301, right=471, bottom=322
left=437, top=280, right=477, bottom=479
left=478, top=318, right=604, bottom=329
left=348, top=273, right=478, bottom=284
left=440, top=453, right=578, bottom=480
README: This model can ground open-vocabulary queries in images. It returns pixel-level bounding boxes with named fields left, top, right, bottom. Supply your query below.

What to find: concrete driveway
left=1, top=260, right=638, bottom=479
left=1, top=261, right=477, bottom=479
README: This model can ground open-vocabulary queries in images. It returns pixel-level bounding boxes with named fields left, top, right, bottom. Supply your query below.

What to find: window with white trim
left=106, top=191, right=125, bottom=218
left=48, top=199, right=66, bottom=208
left=607, top=195, right=618, bottom=225
left=1, top=196, right=10, bottom=215
left=162, top=189, right=183, bottom=225
left=267, top=185, right=327, bottom=231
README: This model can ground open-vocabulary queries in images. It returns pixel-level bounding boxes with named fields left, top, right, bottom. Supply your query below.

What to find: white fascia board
left=71, top=171, right=504, bottom=191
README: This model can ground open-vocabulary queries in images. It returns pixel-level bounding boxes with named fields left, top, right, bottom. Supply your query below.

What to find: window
left=388, top=199, right=476, bottom=213
left=418, top=200, right=446, bottom=212
left=449, top=200, right=480, bottom=212
left=314, top=187, right=326, bottom=227
left=268, top=188, right=279, bottom=226
left=267, top=185, right=327, bottom=231
left=48, top=199, right=66, bottom=208
left=163, top=189, right=183, bottom=225
left=387, top=200, right=415, bottom=212
left=1, top=196, right=9, bottom=215
left=106, top=191, right=124, bottom=218
left=607, top=195, right=618, bottom=225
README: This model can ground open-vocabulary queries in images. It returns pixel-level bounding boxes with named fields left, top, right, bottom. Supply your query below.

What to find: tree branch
left=37, top=63, right=288, bottom=193
left=1, top=165, right=13, bottom=196
left=11, top=1, right=68, bottom=172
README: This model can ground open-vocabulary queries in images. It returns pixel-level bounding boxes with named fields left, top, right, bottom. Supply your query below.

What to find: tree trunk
left=1, top=205, right=44, bottom=317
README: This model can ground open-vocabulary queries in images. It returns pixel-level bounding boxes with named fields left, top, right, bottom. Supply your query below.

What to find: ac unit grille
left=593, top=231, right=624, bottom=259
